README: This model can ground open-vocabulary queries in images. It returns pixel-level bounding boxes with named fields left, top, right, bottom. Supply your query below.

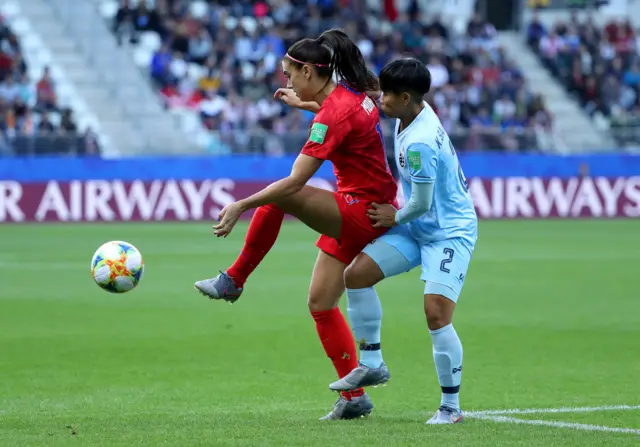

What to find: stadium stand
left=4, top=1, right=638, bottom=156
left=100, top=0, right=549, bottom=153
left=0, top=14, right=99, bottom=156
left=527, top=11, right=640, bottom=148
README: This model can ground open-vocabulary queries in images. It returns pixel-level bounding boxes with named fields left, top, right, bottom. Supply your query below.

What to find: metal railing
left=206, top=128, right=541, bottom=156
left=0, top=135, right=93, bottom=157
left=0, top=127, right=547, bottom=157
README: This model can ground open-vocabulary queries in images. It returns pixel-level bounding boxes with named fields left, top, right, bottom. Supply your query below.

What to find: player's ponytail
left=316, top=29, right=379, bottom=93
left=286, top=29, right=378, bottom=93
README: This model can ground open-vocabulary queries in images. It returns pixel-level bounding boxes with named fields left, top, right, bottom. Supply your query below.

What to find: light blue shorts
left=361, top=224, right=474, bottom=303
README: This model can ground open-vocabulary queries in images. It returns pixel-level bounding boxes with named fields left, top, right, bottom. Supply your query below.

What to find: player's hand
left=367, top=203, right=398, bottom=228
left=274, top=88, right=321, bottom=113
left=213, top=202, right=245, bottom=237
left=274, top=88, right=305, bottom=108
left=366, top=90, right=382, bottom=101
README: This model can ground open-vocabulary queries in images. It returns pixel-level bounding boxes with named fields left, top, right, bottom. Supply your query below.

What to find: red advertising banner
left=0, top=177, right=639, bottom=222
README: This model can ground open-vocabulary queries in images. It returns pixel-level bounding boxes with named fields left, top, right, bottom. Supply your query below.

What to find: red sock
left=311, top=308, right=365, bottom=400
left=226, top=204, right=284, bottom=287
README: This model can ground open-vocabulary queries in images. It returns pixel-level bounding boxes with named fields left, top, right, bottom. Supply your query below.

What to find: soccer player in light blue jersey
left=328, top=58, right=478, bottom=424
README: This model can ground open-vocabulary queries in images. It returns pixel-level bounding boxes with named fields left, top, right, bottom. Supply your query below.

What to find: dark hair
left=379, top=58, right=431, bottom=102
left=286, top=29, right=378, bottom=92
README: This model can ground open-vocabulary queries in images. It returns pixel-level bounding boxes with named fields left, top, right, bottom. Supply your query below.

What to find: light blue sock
left=346, top=287, right=383, bottom=368
left=429, top=323, right=463, bottom=411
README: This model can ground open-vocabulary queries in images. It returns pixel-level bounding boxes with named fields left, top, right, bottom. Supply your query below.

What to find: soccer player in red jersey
left=194, top=29, right=397, bottom=420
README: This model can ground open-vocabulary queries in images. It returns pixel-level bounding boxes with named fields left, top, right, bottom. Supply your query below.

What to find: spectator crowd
left=7, top=0, right=640, bottom=156
left=113, top=0, right=552, bottom=153
left=0, top=15, right=100, bottom=156
left=528, top=11, right=640, bottom=147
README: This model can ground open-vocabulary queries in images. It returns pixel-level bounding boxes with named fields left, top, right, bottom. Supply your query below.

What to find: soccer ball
left=90, top=241, right=144, bottom=293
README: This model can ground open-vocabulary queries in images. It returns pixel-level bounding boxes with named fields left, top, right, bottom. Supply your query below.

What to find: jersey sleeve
left=395, top=181, right=434, bottom=225
left=406, top=143, right=438, bottom=184
left=301, top=112, right=351, bottom=160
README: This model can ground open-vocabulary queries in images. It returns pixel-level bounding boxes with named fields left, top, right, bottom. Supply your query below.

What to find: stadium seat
left=181, top=111, right=203, bottom=134
left=190, top=1, right=208, bottom=19
left=140, top=31, right=162, bottom=53
left=187, top=63, right=206, bottom=82
left=224, top=17, right=239, bottom=30
left=100, top=0, right=118, bottom=20
left=9, top=17, right=30, bottom=36
left=0, top=1, right=20, bottom=19
left=240, top=17, right=258, bottom=34
left=133, top=46, right=153, bottom=68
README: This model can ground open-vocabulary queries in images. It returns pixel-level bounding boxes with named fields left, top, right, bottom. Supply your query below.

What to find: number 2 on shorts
left=440, top=248, right=454, bottom=273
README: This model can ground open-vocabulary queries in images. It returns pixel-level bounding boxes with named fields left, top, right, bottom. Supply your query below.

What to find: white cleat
left=426, top=406, right=464, bottom=425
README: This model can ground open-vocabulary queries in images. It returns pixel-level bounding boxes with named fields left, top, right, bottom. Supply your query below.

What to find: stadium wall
left=1, top=154, right=639, bottom=222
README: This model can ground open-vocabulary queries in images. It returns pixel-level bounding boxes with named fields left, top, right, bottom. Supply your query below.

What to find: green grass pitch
left=1, top=220, right=639, bottom=446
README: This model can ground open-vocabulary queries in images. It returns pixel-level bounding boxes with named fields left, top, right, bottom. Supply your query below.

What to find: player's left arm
left=369, top=143, right=437, bottom=227
left=213, top=154, right=324, bottom=237
left=237, top=154, right=324, bottom=210
left=214, top=113, right=348, bottom=237
left=394, top=143, right=437, bottom=225
left=239, top=111, right=348, bottom=210
left=236, top=114, right=348, bottom=210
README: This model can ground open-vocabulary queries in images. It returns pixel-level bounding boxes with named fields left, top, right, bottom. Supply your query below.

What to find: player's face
left=380, top=91, right=409, bottom=119
left=282, top=59, right=314, bottom=102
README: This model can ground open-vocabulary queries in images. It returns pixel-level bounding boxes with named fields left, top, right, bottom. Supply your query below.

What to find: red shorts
left=316, top=192, right=395, bottom=264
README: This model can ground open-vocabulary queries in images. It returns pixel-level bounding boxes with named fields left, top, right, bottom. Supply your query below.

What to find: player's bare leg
left=424, top=293, right=464, bottom=425
left=309, top=251, right=373, bottom=420
left=195, top=186, right=342, bottom=301
left=329, top=253, right=390, bottom=392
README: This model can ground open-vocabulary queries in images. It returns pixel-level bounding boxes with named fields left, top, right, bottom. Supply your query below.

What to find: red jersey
left=301, top=83, right=397, bottom=204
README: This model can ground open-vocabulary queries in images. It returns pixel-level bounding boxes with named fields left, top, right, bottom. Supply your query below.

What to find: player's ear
left=402, top=92, right=411, bottom=106
left=302, top=64, right=312, bottom=81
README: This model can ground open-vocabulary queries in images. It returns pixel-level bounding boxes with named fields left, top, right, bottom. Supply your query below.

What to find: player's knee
left=308, top=251, right=347, bottom=312
left=425, top=307, right=450, bottom=331
left=307, top=293, right=339, bottom=312
left=344, top=254, right=383, bottom=289
left=424, top=294, right=454, bottom=331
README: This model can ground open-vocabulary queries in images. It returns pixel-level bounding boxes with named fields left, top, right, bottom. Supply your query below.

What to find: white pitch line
left=467, top=404, right=640, bottom=417
left=473, top=414, right=640, bottom=435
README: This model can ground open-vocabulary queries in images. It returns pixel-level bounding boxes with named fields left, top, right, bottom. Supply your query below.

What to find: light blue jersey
left=394, top=103, right=477, bottom=246
left=362, top=103, right=477, bottom=302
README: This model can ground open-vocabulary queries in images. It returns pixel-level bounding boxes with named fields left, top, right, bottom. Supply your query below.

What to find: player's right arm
left=274, top=88, right=321, bottom=114
left=394, top=143, right=437, bottom=225
left=274, top=88, right=381, bottom=114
